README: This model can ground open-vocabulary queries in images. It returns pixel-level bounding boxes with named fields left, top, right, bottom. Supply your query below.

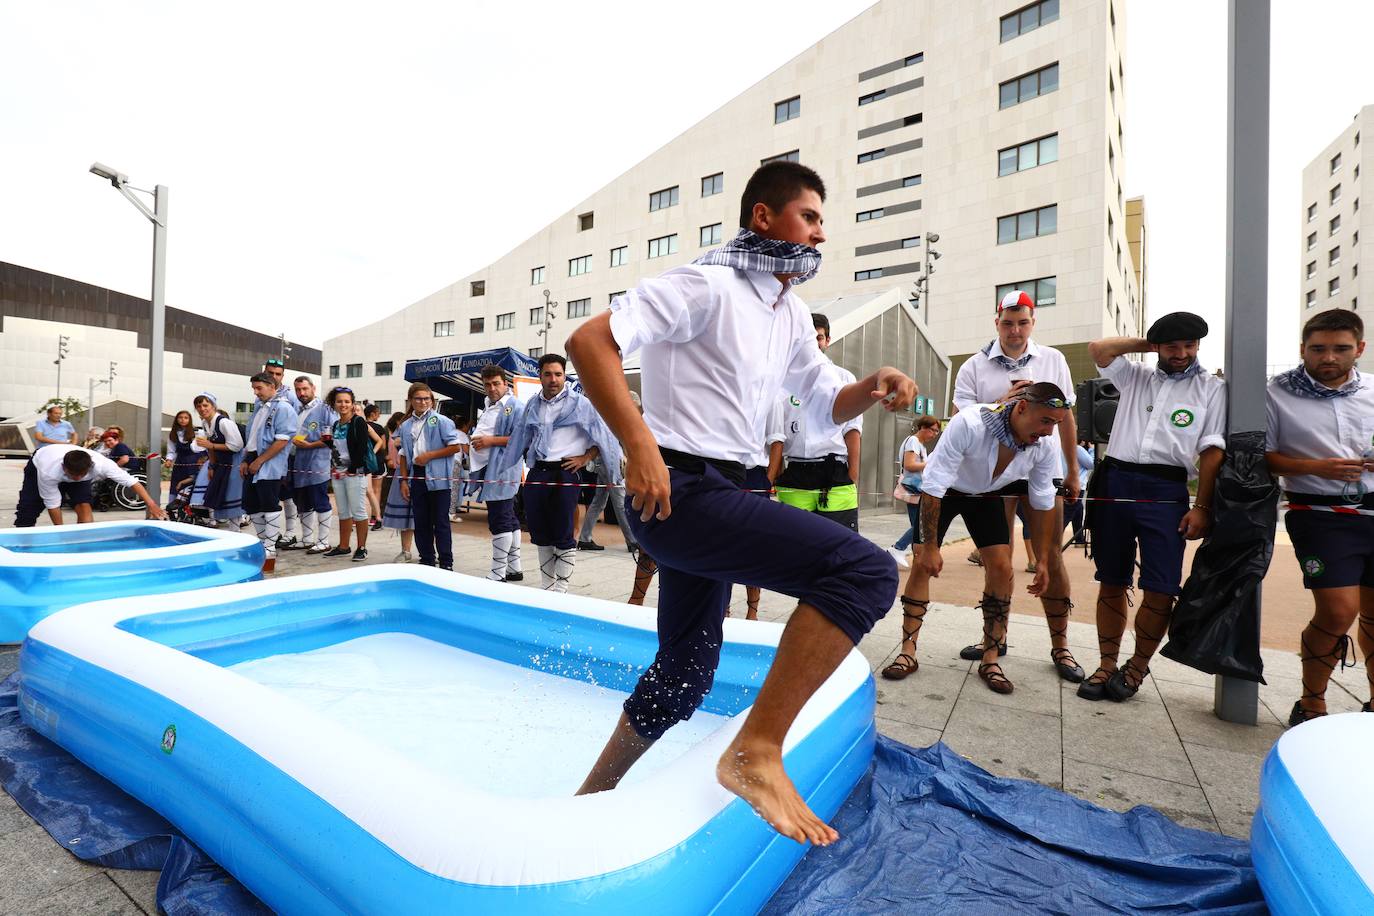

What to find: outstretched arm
left=831, top=368, right=917, bottom=424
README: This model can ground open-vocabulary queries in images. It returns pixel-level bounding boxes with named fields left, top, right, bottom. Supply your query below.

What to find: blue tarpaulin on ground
left=0, top=673, right=1265, bottom=914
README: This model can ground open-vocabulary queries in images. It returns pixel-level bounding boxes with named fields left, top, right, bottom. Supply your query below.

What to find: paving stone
left=1154, top=679, right=1285, bottom=757
left=1062, top=757, right=1219, bottom=835
left=941, top=701, right=1062, bottom=789
left=1061, top=683, right=1198, bottom=787
left=960, top=654, right=1065, bottom=719
left=1183, top=741, right=1265, bottom=840
left=19, top=871, right=145, bottom=916
left=0, top=825, right=108, bottom=912
left=0, top=790, right=34, bottom=837
left=875, top=716, right=944, bottom=750
left=873, top=663, right=967, bottom=732
left=0, top=648, right=16, bottom=681
left=106, top=867, right=159, bottom=913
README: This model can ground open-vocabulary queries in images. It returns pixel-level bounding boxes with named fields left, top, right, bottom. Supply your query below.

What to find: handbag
left=892, top=477, right=921, bottom=505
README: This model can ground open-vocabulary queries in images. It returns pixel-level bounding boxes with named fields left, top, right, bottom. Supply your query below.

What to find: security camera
left=89, top=162, right=128, bottom=187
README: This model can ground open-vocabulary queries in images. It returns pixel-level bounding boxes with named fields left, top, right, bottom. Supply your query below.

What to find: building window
left=855, top=268, right=884, bottom=281
left=469, top=317, right=484, bottom=334
left=1000, top=0, right=1060, bottom=42
left=648, top=233, right=679, bottom=258
left=857, top=148, right=886, bottom=164
left=610, top=245, right=628, bottom=267
left=578, top=212, right=594, bottom=231
left=1330, top=214, right=1342, bottom=235
left=235, top=402, right=253, bottom=417
left=328, top=365, right=340, bottom=379
left=856, top=207, right=885, bottom=222
left=528, top=347, right=543, bottom=359
left=433, top=321, right=454, bottom=337
left=903, top=174, right=922, bottom=187
left=375, top=361, right=393, bottom=377
left=496, top=312, right=514, bottom=331
left=995, top=276, right=1058, bottom=308
left=1307, top=231, right=1317, bottom=251
left=530, top=266, right=545, bottom=285
left=1330, top=246, right=1341, bottom=266
left=1306, top=261, right=1316, bottom=279
left=1331, top=184, right=1342, bottom=205
left=569, top=254, right=592, bottom=276
left=902, top=236, right=920, bottom=248
left=649, top=186, right=680, bottom=211
left=609, top=290, right=626, bottom=304
left=700, top=223, right=722, bottom=247
left=375, top=400, right=391, bottom=415
left=470, top=280, right=485, bottom=296
left=702, top=172, right=724, bottom=197
left=774, top=96, right=801, bottom=123
left=1307, top=203, right=1317, bottom=222
left=1331, top=153, right=1342, bottom=174
left=346, top=363, right=362, bottom=379
left=999, top=62, right=1059, bottom=109
left=567, top=298, right=591, bottom=318
left=998, top=133, right=1059, bottom=176
left=762, top=150, right=800, bottom=164
left=1329, top=277, right=1341, bottom=297
left=858, top=88, right=886, bottom=106
left=1306, top=289, right=1316, bottom=306
left=529, top=306, right=544, bottom=326
left=996, top=204, right=1058, bottom=243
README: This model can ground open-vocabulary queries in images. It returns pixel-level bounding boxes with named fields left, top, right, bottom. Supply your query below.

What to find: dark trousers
left=1092, top=468, right=1189, bottom=596
left=621, top=463, right=897, bottom=741
left=524, top=463, right=579, bottom=549
left=486, top=497, right=519, bottom=535
left=242, top=477, right=282, bottom=515
left=411, top=475, right=453, bottom=569
left=292, top=482, right=331, bottom=514
left=15, top=460, right=93, bottom=527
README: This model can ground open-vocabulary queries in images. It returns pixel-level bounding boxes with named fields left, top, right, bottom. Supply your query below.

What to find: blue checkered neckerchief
left=692, top=229, right=822, bottom=284
left=1273, top=366, right=1363, bottom=399
left=981, top=340, right=1034, bottom=372
left=980, top=405, right=1025, bottom=450
left=1155, top=359, right=1206, bottom=381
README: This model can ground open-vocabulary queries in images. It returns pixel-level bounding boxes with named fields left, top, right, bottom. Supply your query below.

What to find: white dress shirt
left=756, top=399, right=787, bottom=469
left=919, top=406, right=1060, bottom=511
left=779, top=363, right=862, bottom=460
left=1101, top=357, right=1227, bottom=478
left=468, top=393, right=511, bottom=473
left=954, top=339, right=1074, bottom=410
left=529, top=386, right=594, bottom=461
left=31, top=445, right=136, bottom=509
left=1265, top=371, right=1374, bottom=496
left=610, top=264, right=847, bottom=466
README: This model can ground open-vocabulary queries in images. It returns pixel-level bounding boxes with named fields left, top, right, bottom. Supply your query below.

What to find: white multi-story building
left=1299, top=105, right=1370, bottom=370
left=326, top=0, right=1140, bottom=409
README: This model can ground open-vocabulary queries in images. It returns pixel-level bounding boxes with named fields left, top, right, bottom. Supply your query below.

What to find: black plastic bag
left=1161, top=431, right=1275, bottom=683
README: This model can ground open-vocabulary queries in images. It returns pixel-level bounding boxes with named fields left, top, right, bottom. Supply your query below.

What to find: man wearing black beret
left=1078, top=312, right=1227, bottom=703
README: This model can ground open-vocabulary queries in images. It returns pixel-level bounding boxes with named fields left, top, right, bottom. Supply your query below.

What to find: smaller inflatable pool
left=19, top=566, right=875, bottom=915
left=0, top=521, right=263, bottom=644
left=1251, top=713, right=1374, bottom=914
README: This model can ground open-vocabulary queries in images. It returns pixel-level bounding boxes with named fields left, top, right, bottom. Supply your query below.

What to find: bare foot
left=716, top=739, right=838, bottom=846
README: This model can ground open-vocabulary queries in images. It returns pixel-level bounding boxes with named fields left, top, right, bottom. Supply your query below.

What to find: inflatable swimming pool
left=18, top=565, right=875, bottom=914
left=1251, top=714, right=1374, bottom=914
left=0, top=521, right=263, bottom=644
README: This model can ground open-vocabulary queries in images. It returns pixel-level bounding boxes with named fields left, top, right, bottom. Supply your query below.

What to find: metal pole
left=55, top=337, right=62, bottom=399
left=146, top=185, right=168, bottom=507
left=88, top=378, right=95, bottom=435
left=1215, top=0, right=1268, bottom=725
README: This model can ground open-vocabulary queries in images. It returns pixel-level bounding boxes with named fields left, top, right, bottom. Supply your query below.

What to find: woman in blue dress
left=166, top=410, right=202, bottom=503
left=189, top=393, right=246, bottom=526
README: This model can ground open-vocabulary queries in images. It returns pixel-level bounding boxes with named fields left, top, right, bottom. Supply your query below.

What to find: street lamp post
left=53, top=335, right=70, bottom=399
left=89, top=162, right=168, bottom=507
left=88, top=361, right=116, bottom=435
left=536, top=289, right=559, bottom=350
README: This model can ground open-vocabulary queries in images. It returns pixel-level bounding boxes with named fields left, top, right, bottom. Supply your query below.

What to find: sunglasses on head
left=265, top=358, right=284, bottom=367
left=1020, top=396, right=1072, bottom=409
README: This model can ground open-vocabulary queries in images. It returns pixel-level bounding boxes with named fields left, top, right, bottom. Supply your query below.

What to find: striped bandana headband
left=692, top=229, right=822, bottom=284
left=980, top=405, right=1025, bottom=450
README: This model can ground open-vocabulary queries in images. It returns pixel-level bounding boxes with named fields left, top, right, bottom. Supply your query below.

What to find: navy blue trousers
left=1092, top=467, right=1189, bottom=596
left=411, top=475, right=453, bottom=569
left=292, top=482, right=331, bottom=514
left=524, top=464, right=579, bottom=549
left=15, top=460, right=93, bottom=527
left=485, top=497, right=519, bottom=535
left=622, top=463, right=897, bottom=740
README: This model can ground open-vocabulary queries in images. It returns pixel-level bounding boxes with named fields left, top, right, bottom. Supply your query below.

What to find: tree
left=37, top=396, right=86, bottom=418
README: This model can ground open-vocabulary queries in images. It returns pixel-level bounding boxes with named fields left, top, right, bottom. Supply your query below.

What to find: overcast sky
left=2, top=1, right=1371, bottom=366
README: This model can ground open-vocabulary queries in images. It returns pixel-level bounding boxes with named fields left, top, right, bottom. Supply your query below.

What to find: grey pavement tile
left=0, top=648, right=16, bottom=681
left=875, top=715, right=944, bottom=750
left=855, top=635, right=899, bottom=674
left=960, top=653, right=1066, bottom=719
left=1154, top=679, right=1285, bottom=758
left=1, top=791, right=33, bottom=837
left=941, top=701, right=1062, bottom=788
left=1061, top=683, right=1199, bottom=787
left=106, top=868, right=159, bottom=913
left=904, top=607, right=988, bottom=672
left=1183, top=741, right=1265, bottom=840
left=1259, top=669, right=1365, bottom=721
left=0, top=825, right=108, bottom=912
left=1148, top=654, right=1218, bottom=689
left=19, top=871, right=145, bottom=916
left=873, top=663, right=967, bottom=732
left=1062, top=757, right=1219, bottom=835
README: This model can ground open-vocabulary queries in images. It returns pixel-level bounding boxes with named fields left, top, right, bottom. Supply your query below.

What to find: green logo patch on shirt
left=1170, top=409, right=1195, bottom=428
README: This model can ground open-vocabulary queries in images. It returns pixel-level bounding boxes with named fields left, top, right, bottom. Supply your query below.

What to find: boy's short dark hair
left=63, top=450, right=94, bottom=476
left=811, top=312, right=830, bottom=338
left=249, top=371, right=276, bottom=387
left=738, top=161, right=827, bottom=230
left=479, top=363, right=507, bottom=382
left=294, top=375, right=313, bottom=385
left=1019, top=382, right=1069, bottom=405
left=364, top=404, right=380, bottom=419
left=538, top=353, right=567, bottom=371
left=1302, top=307, right=1364, bottom=343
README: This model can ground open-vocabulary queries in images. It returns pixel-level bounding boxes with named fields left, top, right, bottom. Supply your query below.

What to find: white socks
left=537, top=545, right=575, bottom=593
left=489, top=532, right=513, bottom=581
left=507, top=538, right=522, bottom=575
left=315, top=510, right=332, bottom=548
left=299, top=510, right=316, bottom=547
left=252, top=511, right=283, bottom=557
left=282, top=498, right=298, bottom=537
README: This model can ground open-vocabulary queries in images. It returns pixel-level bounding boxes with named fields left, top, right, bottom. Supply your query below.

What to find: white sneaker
left=887, top=546, right=911, bottom=569
left=448, top=514, right=463, bottom=523
left=393, top=550, right=414, bottom=563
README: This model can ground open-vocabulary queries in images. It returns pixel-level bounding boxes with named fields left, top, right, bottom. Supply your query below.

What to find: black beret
left=1146, top=311, right=1208, bottom=344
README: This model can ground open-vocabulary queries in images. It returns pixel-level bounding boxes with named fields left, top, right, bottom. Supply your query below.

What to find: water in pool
left=229, top=632, right=731, bottom=797
left=0, top=525, right=208, bottom=554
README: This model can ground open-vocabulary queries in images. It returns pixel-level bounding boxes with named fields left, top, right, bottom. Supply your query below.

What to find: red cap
left=998, top=290, right=1035, bottom=313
